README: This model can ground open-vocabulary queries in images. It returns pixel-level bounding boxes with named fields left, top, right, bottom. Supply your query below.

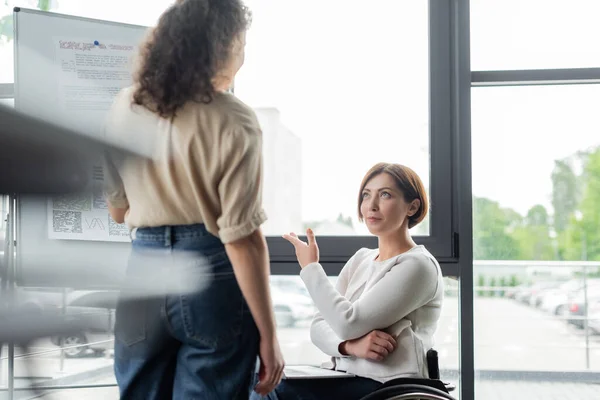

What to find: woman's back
left=104, top=86, right=266, bottom=243
left=106, top=1, right=286, bottom=398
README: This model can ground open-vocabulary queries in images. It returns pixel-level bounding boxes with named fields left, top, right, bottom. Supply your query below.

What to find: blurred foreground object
left=0, top=104, right=145, bottom=195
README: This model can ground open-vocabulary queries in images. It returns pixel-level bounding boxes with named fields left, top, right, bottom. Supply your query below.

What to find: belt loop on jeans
left=165, top=226, right=172, bottom=247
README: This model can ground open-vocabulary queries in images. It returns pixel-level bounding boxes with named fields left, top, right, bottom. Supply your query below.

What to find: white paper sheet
left=47, top=37, right=138, bottom=242
left=48, top=165, right=130, bottom=242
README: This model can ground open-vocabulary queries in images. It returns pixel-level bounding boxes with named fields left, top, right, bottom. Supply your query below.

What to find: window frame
left=469, top=4, right=600, bottom=399
left=266, top=0, right=458, bottom=270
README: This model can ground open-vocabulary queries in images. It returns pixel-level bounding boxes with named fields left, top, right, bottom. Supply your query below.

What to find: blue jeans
left=113, top=224, right=259, bottom=400
left=250, top=375, right=382, bottom=400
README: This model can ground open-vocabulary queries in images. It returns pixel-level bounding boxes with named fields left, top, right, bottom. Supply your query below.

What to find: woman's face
left=360, top=173, right=419, bottom=236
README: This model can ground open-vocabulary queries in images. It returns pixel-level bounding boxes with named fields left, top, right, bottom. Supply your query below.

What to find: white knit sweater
left=300, top=245, right=444, bottom=382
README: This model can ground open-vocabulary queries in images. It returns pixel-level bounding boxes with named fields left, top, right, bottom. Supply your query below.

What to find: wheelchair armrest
left=443, top=381, right=456, bottom=392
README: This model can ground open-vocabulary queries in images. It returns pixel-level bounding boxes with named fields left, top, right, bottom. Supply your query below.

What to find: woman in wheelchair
left=251, top=163, right=445, bottom=400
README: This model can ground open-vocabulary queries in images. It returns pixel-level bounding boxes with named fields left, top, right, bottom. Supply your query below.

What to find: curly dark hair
left=132, top=0, right=251, bottom=118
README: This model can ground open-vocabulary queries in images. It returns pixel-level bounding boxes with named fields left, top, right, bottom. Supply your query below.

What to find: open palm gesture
left=282, top=229, right=320, bottom=268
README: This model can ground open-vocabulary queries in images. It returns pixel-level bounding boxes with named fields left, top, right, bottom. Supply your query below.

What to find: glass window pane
left=472, top=84, right=600, bottom=398
left=4, top=286, right=116, bottom=392
left=236, top=0, right=430, bottom=236
left=471, top=0, right=600, bottom=70
left=438, top=277, right=460, bottom=393
left=2, top=0, right=431, bottom=237
left=2, top=288, right=114, bottom=396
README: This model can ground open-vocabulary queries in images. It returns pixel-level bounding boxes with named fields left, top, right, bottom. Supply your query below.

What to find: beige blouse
left=103, top=86, right=267, bottom=244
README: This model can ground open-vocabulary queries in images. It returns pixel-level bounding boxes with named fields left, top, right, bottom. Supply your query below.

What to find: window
left=472, top=85, right=600, bottom=397
left=470, top=2, right=600, bottom=397
left=236, top=0, right=457, bottom=265
left=235, top=0, right=430, bottom=238
left=470, top=0, right=600, bottom=70
left=1, top=0, right=457, bottom=262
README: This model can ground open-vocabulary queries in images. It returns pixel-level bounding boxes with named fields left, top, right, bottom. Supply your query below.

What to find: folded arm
left=301, top=254, right=438, bottom=341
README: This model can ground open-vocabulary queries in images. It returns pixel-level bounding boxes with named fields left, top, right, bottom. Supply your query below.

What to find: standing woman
left=102, top=0, right=284, bottom=398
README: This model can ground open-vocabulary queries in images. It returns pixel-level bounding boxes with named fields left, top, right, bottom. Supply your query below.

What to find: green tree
left=0, top=13, right=12, bottom=41
left=1, top=1, right=55, bottom=41
left=303, top=221, right=322, bottom=231
left=509, top=274, right=519, bottom=287
left=489, top=277, right=497, bottom=297
left=498, top=276, right=506, bottom=297
left=510, top=205, right=556, bottom=261
left=477, top=274, right=486, bottom=297
left=473, top=197, right=521, bottom=260
left=569, top=147, right=600, bottom=261
left=38, top=0, right=51, bottom=11
left=336, top=213, right=354, bottom=229
left=551, top=159, right=579, bottom=234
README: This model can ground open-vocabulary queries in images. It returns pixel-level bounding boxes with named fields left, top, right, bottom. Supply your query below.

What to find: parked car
left=271, top=286, right=316, bottom=328
left=270, top=276, right=310, bottom=297
left=528, top=281, right=565, bottom=307
left=505, top=283, right=528, bottom=300
left=14, top=286, right=66, bottom=313
left=539, top=279, right=600, bottom=315
left=587, top=299, right=600, bottom=334
left=514, top=281, right=563, bottom=305
left=50, top=290, right=117, bottom=357
left=566, top=283, right=600, bottom=329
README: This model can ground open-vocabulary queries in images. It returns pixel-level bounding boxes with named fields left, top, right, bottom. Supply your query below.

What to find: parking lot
left=4, top=277, right=600, bottom=399
left=276, top=296, right=600, bottom=372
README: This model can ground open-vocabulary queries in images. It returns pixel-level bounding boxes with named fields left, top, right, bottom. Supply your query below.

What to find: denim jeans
left=250, top=375, right=382, bottom=400
left=113, top=224, right=259, bottom=400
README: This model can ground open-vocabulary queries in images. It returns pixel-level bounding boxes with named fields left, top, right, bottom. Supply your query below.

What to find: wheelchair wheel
left=359, top=384, right=457, bottom=400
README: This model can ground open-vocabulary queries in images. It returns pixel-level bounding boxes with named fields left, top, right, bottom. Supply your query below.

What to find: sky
left=1, top=0, right=599, bottom=226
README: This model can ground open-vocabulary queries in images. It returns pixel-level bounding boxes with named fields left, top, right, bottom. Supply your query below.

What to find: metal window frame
left=446, top=1, right=474, bottom=400
left=472, top=68, right=600, bottom=87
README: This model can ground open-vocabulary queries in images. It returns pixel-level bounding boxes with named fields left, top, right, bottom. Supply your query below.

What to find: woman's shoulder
left=352, top=248, right=378, bottom=264
left=338, top=248, right=376, bottom=279
left=395, top=246, right=441, bottom=275
left=105, top=85, right=159, bottom=135
left=207, top=92, right=261, bottom=132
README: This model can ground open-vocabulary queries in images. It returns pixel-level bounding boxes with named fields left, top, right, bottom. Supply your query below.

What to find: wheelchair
left=359, top=349, right=457, bottom=400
